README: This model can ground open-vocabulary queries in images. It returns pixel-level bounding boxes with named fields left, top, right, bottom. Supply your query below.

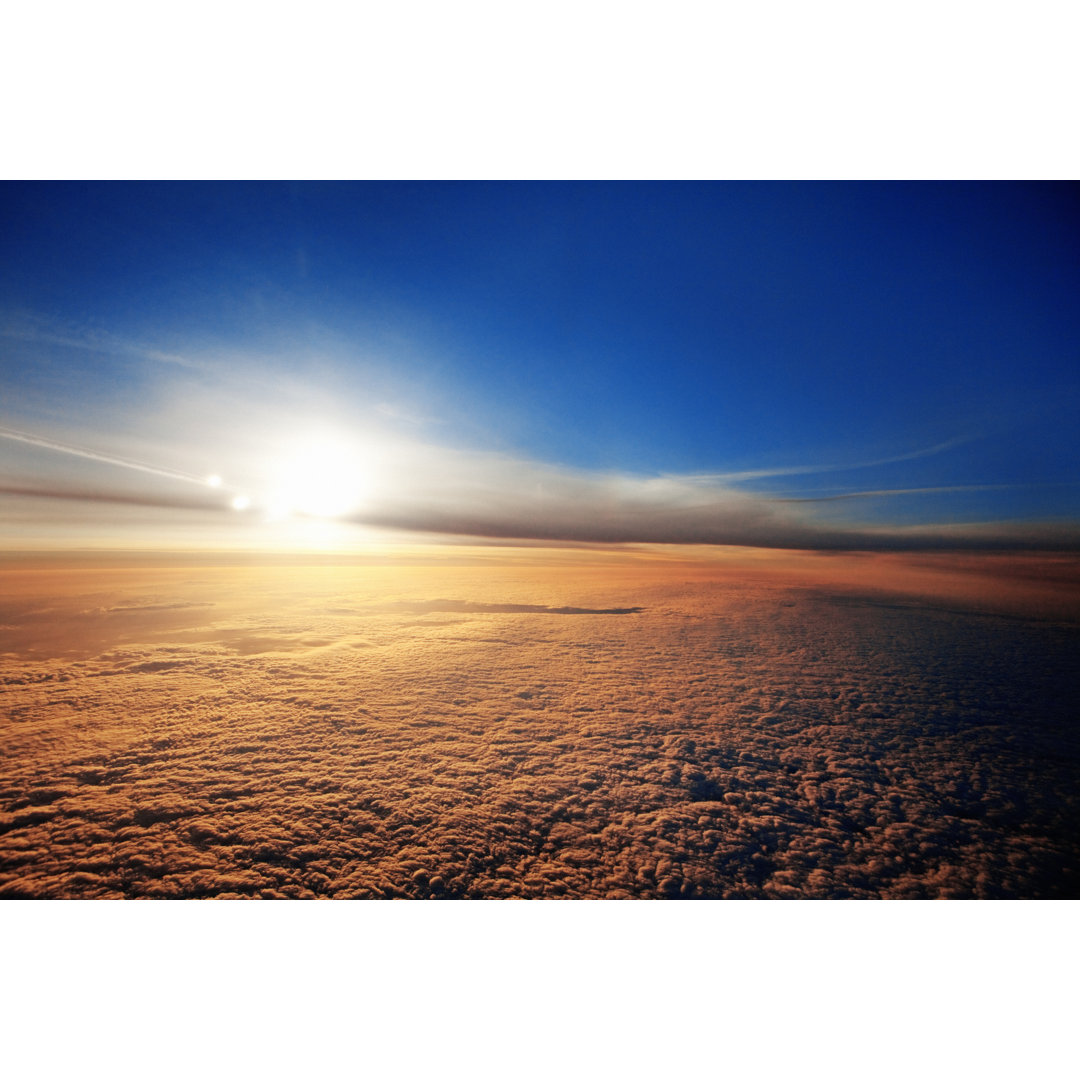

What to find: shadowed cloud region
left=378, top=600, right=644, bottom=616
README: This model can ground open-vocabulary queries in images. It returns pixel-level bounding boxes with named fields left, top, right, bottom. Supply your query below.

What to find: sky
left=1, top=181, right=1078, bottom=550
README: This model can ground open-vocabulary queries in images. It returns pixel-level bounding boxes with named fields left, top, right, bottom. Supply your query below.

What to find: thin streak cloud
left=0, top=313, right=203, bottom=370
left=777, top=484, right=1017, bottom=502
left=688, top=437, right=977, bottom=484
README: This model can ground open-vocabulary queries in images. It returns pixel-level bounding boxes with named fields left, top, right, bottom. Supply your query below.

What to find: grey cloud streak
left=338, top=452, right=1080, bottom=551
left=0, top=484, right=228, bottom=513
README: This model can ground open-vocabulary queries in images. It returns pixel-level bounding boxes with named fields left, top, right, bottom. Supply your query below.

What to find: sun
left=261, top=434, right=370, bottom=521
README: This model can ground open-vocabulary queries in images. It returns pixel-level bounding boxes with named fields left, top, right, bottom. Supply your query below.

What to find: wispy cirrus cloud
left=776, top=484, right=1018, bottom=503
left=0, top=311, right=205, bottom=371
left=681, top=436, right=978, bottom=485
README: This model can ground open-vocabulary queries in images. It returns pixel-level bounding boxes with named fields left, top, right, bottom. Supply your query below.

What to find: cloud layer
left=2, top=553, right=1078, bottom=899
left=4, top=418, right=1079, bottom=551
left=339, top=449, right=1080, bottom=549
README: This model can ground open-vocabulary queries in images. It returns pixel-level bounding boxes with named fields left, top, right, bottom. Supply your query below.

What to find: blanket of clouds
left=2, top=550, right=1078, bottom=899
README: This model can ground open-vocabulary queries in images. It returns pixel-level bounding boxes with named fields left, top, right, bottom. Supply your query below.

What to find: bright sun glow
left=260, top=435, right=371, bottom=521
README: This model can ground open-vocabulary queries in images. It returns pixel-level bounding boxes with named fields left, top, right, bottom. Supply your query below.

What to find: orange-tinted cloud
left=2, top=549, right=1078, bottom=899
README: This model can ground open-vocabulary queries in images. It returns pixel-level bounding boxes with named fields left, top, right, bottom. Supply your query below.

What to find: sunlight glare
left=261, top=434, right=370, bottom=521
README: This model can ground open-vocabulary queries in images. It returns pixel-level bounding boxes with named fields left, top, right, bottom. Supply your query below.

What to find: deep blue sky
left=1, top=182, right=1078, bottom=546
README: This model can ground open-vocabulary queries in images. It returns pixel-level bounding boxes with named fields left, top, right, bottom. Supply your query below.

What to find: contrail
left=0, top=425, right=213, bottom=487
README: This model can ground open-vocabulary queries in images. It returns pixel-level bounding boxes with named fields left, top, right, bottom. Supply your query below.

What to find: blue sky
left=1, top=181, right=1078, bottom=549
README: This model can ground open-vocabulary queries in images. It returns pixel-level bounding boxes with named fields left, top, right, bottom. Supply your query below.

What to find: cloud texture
left=2, top=551, right=1078, bottom=899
